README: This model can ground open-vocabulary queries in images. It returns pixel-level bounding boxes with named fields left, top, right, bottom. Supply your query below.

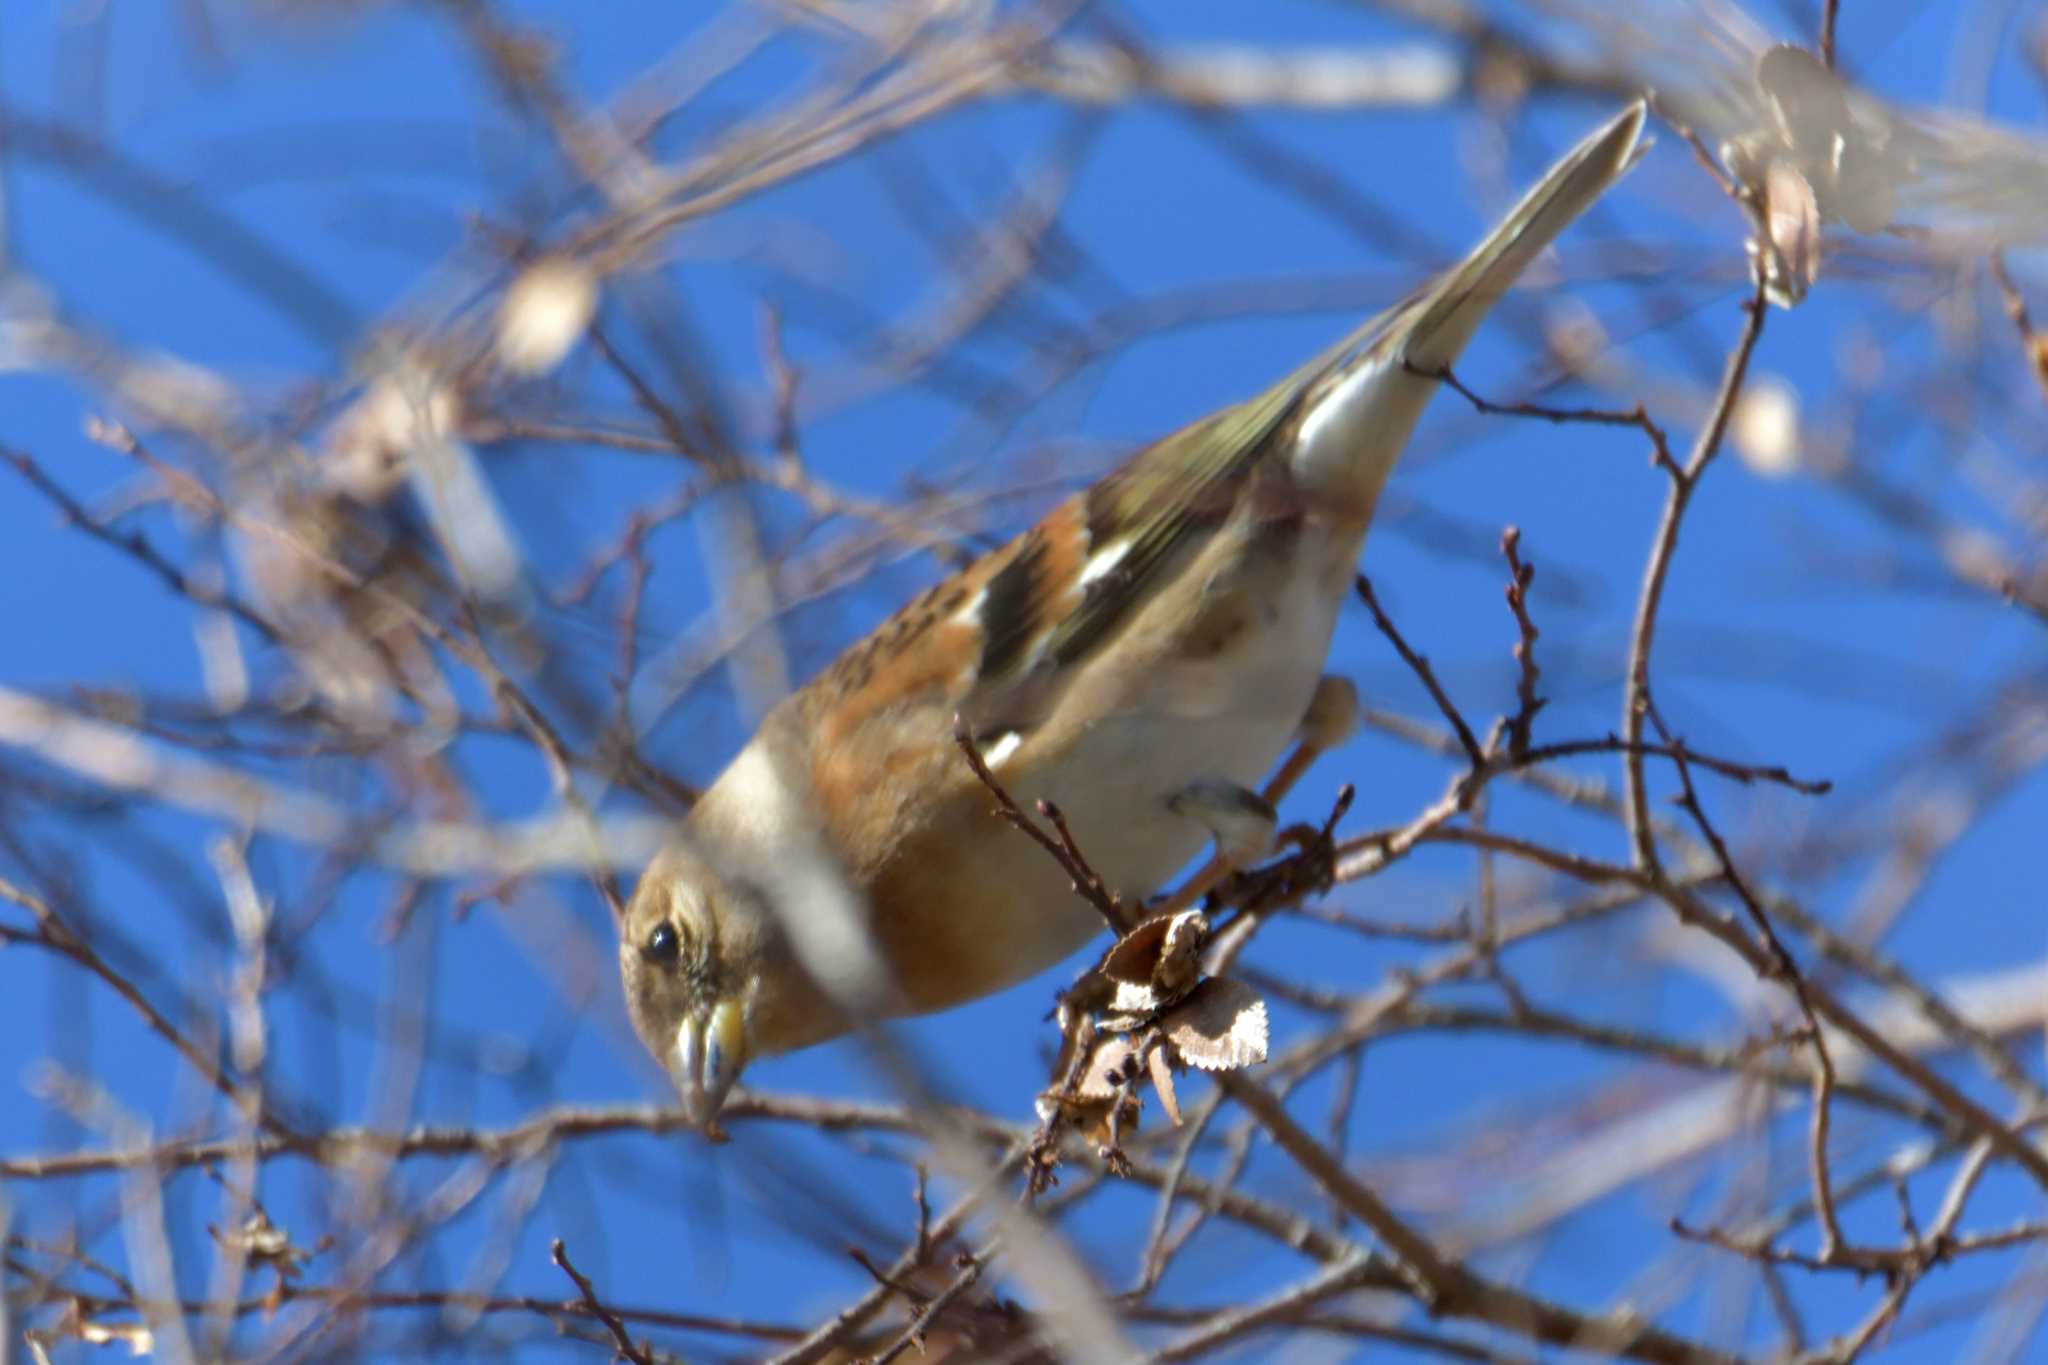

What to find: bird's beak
left=669, top=999, right=746, bottom=1127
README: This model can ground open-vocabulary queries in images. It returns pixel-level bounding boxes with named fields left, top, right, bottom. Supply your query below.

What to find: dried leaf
left=1722, top=45, right=1912, bottom=308
left=1755, top=44, right=1903, bottom=226
left=1149, top=909, right=1207, bottom=1002
left=1077, top=1034, right=1140, bottom=1101
left=1164, top=978, right=1268, bottom=1072
left=1757, top=45, right=1853, bottom=162
left=1053, top=1033, right=1144, bottom=1150
left=1146, top=1042, right=1182, bottom=1125
left=1099, top=909, right=1204, bottom=985
left=1089, top=909, right=1211, bottom=1022
left=1760, top=158, right=1822, bottom=307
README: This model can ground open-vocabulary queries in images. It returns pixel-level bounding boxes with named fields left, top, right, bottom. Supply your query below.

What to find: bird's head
left=618, top=842, right=771, bottom=1128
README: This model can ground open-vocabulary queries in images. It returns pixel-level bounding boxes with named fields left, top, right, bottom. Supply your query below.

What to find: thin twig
left=1417, top=363, right=1678, bottom=475
left=551, top=1238, right=654, bottom=1365
left=1499, top=527, right=1543, bottom=759
left=1622, top=284, right=1770, bottom=869
left=1989, top=249, right=2048, bottom=407
left=1354, top=575, right=1483, bottom=769
left=952, top=716, right=1127, bottom=932
left=1653, top=716, right=1845, bottom=1261
left=864, top=1252, right=987, bottom=1365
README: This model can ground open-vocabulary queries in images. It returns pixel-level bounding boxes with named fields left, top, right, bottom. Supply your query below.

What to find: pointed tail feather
left=1402, top=100, right=1648, bottom=372
left=1285, top=102, right=1647, bottom=519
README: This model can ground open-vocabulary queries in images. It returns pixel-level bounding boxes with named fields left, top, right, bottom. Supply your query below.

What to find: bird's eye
left=642, top=921, right=681, bottom=964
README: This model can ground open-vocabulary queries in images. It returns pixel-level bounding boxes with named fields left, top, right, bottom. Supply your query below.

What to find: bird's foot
left=1153, top=779, right=1277, bottom=918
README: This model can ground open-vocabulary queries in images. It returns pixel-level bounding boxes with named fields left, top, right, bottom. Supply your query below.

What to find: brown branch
left=1404, top=826, right=2048, bottom=1193
left=1416, top=362, right=1679, bottom=476
left=1, top=1264, right=804, bottom=1345
left=1354, top=574, right=1483, bottom=769
left=1622, top=283, right=1770, bottom=870
left=1144, top=1252, right=1380, bottom=1362
left=0, top=875, right=298, bottom=1143
left=1989, top=249, right=2048, bottom=407
left=1, top=446, right=281, bottom=643
left=550, top=1238, right=654, bottom=1365
left=0, top=1096, right=1003, bottom=1181
left=1217, top=1073, right=1740, bottom=1365
left=1652, top=718, right=1846, bottom=1260
left=863, top=1252, right=985, bottom=1365
left=766, top=1145, right=1027, bottom=1365
left=952, top=715, right=1127, bottom=932
left=1516, top=736, right=1831, bottom=795
left=1499, top=527, right=1544, bottom=759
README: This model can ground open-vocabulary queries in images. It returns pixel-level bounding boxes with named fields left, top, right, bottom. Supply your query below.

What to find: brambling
left=621, top=103, right=1647, bottom=1125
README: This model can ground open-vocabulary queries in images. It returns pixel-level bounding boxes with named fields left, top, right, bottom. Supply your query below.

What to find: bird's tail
left=1401, top=101, right=1648, bottom=373
left=1287, top=101, right=1647, bottom=520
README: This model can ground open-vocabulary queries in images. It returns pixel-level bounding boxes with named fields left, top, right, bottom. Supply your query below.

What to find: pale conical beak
left=669, top=1000, right=746, bottom=1127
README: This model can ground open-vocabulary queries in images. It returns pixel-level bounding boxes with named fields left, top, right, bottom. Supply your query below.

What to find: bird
left=619, top=102, right=1648, bottom=1127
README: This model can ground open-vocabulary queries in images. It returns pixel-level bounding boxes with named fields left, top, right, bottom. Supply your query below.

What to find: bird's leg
left=1261, top=674, right=1360, bottom=809
left=1152, top=675, right=1359, bottom=916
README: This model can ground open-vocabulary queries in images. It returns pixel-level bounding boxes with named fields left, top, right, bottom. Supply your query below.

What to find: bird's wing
left=793, top=101, right=1648, bottom=871
left=812, top=351, right=1337, bottom=715
left=787, top=374, right=1318, bottom=870
left=1013, top=376, right=1309, bottom=676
